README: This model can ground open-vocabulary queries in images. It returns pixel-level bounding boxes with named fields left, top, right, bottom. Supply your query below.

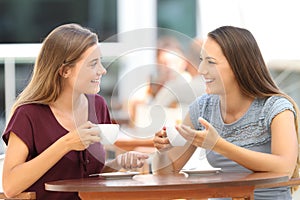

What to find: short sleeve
left=263, top=96, right=296, bottom=127
left=189, top=94, right=214, bottom=130
left=2, top=106, right=35, bottom=156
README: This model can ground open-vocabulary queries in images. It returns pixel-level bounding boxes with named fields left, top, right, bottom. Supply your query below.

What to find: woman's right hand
left=153, top=127, right=172, bottom=152
left=63, top=121, right=101, bottom=151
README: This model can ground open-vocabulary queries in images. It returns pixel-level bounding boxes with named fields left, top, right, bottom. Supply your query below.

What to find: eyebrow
left=88, top=58, right=99, bottom=63
left=205, top=56, right=217, bottom=61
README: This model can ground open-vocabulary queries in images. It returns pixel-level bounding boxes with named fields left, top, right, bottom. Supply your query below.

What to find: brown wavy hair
left=208, top=26, right=299, bottom=192
left=10, top=23, right=98, bottom=114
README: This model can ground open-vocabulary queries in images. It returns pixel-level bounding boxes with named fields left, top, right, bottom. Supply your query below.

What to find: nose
left=97, top=63, right=107, bottom=75
left=197, top=61, right=207, bottom=75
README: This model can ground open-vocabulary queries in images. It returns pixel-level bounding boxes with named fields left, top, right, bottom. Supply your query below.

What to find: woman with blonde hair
left=153, top=26, right=299, bottom=199
left=2, top=23, right=148, bottom=199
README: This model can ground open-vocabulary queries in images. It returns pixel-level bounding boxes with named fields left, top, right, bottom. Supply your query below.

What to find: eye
left=208, top=60, right=216, bottom=64
left=90, top=60, right=98, bottom=67
left=199, top=57, right=203, bottom=62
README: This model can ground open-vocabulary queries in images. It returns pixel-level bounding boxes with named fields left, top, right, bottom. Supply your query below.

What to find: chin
left=86, top=88, right=100, bottom=94
left=205, top=87, right=212, bottom=94
left=205, top=86, right=219, bottom=95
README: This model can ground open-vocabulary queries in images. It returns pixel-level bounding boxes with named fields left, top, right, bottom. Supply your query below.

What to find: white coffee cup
left=97, top=124, right=120, bottom=145
left=166, top=126, right=186, bottom=146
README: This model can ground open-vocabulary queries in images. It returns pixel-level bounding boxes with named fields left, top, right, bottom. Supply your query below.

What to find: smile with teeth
left=91, top=79, right=100, bottom=83
left=204, top=78, right=214, bottom=83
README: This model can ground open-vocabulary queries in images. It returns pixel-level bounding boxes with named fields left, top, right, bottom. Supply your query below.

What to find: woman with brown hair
left=2, top=23, right=148, bottom=199
left=153, top=26, right=299, bottom=199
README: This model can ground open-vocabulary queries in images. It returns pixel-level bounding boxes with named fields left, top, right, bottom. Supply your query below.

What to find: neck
left=49, top=90, right=88, bottom=130
left=219, top=91, right=254, bottom=124
left=51, top=90, right=85, bottom=112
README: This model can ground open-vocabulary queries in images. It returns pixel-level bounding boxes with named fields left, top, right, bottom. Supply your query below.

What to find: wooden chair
left=0, top=192, right=36, bottom=200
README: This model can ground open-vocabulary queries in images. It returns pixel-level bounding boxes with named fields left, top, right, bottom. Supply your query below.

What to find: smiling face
left=199, top=37, right=237, bottom=95
left=66, top=44, right=107, bottom=95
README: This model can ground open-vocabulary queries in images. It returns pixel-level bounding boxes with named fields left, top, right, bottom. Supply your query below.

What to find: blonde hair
left=10, top=23, right=98, bottom=114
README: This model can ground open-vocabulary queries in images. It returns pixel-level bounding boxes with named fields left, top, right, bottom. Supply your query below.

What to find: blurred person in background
left=153, top=38, right=206, bottom=108
left=148, top=35, right=190, bottom=100
left=127, top=35, right=190, bottom=126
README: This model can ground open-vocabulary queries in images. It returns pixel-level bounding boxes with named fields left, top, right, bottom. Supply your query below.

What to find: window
left=0, top=0, right=117, bottom=43
left=157, top=0, right=196, bottom=38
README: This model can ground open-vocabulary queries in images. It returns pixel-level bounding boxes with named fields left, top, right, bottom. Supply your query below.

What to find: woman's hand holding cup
left=153, top=127, right=172, bottom=152
left=64, top=121, right=101, bottom=151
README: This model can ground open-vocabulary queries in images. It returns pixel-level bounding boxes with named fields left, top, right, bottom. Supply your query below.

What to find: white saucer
left=180, top=168, right=222, bottom=175
left=89, top=171, right=140, bottom=179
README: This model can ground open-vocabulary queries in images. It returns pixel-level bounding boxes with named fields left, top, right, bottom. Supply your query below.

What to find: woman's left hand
left=177, top=117, right=220, bottom=150
left=116, top=151, right=149, bottom=170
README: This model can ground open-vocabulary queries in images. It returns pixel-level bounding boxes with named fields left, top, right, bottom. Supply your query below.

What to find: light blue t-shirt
left=189, top=94, right=296, bottom=200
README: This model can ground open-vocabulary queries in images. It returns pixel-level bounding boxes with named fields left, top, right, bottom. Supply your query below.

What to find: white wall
left=198, top=0, right=300, bottom=61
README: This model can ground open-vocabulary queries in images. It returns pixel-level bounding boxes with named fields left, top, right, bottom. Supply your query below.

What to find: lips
left=91, top=79, right=100, bottom=83
left=201, top=75, right=214, bottom=84
left=204, top=78, right=214, bottom=83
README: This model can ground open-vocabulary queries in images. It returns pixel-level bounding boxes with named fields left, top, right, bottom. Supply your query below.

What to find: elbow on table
left=272, top=163, right=297, bottom=178
left=2, top=182, right=23, bottom=198
left=283, top=159, right=298, bottom=178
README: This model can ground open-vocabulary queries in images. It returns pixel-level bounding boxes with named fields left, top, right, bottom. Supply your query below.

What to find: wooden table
left=45, top=172, right=288, bottom=200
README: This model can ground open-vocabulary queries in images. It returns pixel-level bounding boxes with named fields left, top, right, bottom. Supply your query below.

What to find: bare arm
left=152, top=113, right=197, bottom=174
left=2, top=133, right=70, bottom=197
left=214, top=110, right=298, bottom=176
left=2, top=122, right=100, bottom=198
left=178, top=110, right=298, bottom=177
